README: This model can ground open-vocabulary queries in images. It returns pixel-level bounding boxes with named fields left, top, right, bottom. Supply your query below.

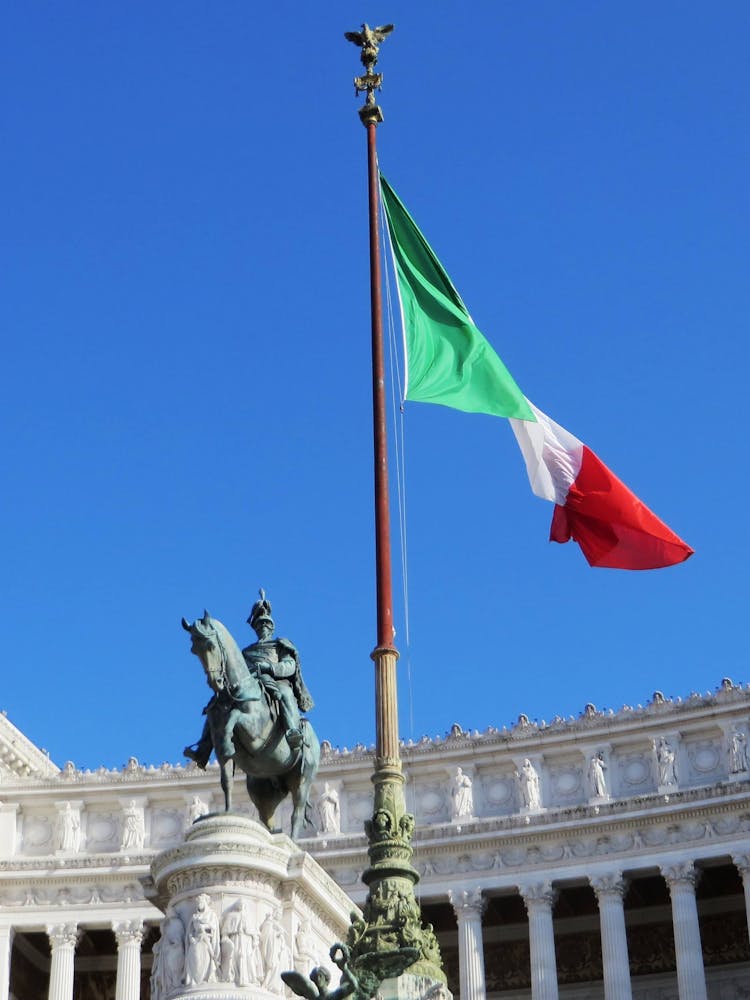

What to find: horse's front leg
left=219, top=758, right=235, bottom=811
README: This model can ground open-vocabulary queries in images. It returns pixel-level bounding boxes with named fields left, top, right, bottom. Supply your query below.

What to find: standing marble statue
left=516, top=758, right=542, bottom=810
left=451, top=767, right=474, bottom=819
left=120, top=800, right=145, bottom=851
left=654, top=737, right=678, bottom=786
left=186, top=795, right=208, bottom=828
left=55, top=803, right=81, bottom=853
left=184, top=894, right=221, bottom=986
left=729, top=728, right=748, bottom=774
left=318, top=782, right=341, bottom=834
left=588, top=752, right=608, bottom=798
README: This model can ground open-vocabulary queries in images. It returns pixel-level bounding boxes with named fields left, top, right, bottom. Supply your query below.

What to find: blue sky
left=2, top=3, right=747, bottom=770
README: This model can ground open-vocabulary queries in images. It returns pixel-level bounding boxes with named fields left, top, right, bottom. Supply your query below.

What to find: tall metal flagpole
left=344, top=24, right=447, bottom=995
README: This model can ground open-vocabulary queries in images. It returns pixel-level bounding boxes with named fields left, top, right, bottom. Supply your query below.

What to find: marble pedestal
left=145, top=813, right=355, bottom=1000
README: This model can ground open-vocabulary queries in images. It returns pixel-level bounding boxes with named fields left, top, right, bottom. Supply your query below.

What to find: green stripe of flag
left=379, top=174, right=534, bottom=422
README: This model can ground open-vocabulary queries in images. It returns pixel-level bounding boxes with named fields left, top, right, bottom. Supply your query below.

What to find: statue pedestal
left=144, top=813, right=355, bottom=1000
left=657, top=783, right=678, bottom=796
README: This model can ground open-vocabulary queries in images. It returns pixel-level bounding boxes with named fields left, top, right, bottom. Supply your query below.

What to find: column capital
left=733, top=853, right=750, bottom=875
left=112, top=920, right=144, bottom=948
left=590, top=872, right=628, bottom=899
left=449, top=887, right=486, bottom=919
left=46, top=923, right=79, bottom=950
left=519, top=880, right=557, bottom=911
left=661, top=860, right=699, bottom=889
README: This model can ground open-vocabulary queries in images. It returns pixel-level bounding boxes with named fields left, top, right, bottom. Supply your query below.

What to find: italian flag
left=379, top=174, right=693, bottom=571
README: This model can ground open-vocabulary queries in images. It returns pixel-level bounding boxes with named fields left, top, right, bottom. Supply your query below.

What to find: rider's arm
left=273, top=653, right=297, bottom=679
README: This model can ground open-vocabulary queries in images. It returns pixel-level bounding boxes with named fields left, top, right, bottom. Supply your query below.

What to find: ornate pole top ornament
left=345, top=23, right=394, bottom=126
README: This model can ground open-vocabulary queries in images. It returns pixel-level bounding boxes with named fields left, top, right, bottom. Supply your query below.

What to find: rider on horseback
left=184, top=591, right=314, bottom=767
left=242, top=590, right=314, bottom=751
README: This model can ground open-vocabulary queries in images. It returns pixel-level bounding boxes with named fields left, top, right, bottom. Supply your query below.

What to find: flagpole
left=344, top=24, right=446, bottom=994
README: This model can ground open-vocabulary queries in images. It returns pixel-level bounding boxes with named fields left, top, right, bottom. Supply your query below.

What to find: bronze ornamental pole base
left=346, top=647, right=446, bottom=995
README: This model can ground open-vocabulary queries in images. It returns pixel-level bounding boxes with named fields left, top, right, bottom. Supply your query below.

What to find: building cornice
left=0, top=712, right=59, bottom=780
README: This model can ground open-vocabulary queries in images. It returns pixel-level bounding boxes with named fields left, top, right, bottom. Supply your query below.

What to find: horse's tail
left=304, top=797, right=316, bottom=831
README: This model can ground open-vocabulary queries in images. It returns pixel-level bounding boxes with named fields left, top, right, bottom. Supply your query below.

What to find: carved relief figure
left=516, top=759, right=542, bottom=810
left=220, top=900, right=260, bottom=986
left=451, top=767, right=474, bottom=819
left=150, top=937, right=163, bottom=1000
left=120, top=801, right=145, bottom=850
left=588, top=752, right=608, bottom=798
left=184, top=894, right=221, bottom=986
left=261, top=910, right=290, bottom=990
left=55, top=803, right=81, bottom=852
left=317, top=782, right=341, bottom=834
left=654, top=737, right=678, bottom=786
left=729, top=729, right=748, bottom=774
left=151, top=914, right=185, bottom=1000
left=294, top=920, right=319, bottom=973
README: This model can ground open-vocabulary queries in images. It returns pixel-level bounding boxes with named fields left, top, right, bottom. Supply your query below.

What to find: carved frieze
left=482, top=775, right=515, bottom=809
left=85, top=811, right=119, bottom=851
left=21, top=814, right=53, bottom=853
left=617, top=752, right=653, bottom=790
left=685, top=738, right=722, bottom=780
left=548, top=762, right=583, bottom=804
left=150, top=808, right=183, bottom=847
left=416, top=784, right=447, bottom=818
left=166, top=867, right=278, bottom=897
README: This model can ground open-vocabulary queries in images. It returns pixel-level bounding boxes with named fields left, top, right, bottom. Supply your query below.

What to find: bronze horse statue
left=182, top=612, right=320, bottom=840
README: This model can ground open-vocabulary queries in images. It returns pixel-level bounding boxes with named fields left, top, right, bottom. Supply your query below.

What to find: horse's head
left=182, top=611, right=230, bottom=692
left=182, top=611, right=257, bottom=696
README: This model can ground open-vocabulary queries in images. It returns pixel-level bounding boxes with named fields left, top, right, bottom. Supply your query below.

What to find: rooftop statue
left=183, top=590, right=320, bottom=840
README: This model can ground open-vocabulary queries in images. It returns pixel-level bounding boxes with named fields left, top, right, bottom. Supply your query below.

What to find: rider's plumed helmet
left=248, top=588, right=273, bottom=630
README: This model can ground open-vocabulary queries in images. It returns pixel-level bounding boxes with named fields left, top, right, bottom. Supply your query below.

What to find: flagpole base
left=347, top=648, right=447, bottom=993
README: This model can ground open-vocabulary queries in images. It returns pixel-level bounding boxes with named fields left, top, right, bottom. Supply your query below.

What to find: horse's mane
left=203, top=616, right=245, bottom=668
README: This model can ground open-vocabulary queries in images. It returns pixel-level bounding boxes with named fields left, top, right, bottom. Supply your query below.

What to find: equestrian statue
left=182, top=589, right=320, bottom=841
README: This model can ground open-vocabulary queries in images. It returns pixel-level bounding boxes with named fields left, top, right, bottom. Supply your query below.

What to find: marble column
left=46, top=924, right=78, bottom=1000
left=520, top=881, right=559, bottom=1000
left=590, top=873, right=632, bottom=1000
left=661, top=862, right=707, bottom=1000
left=0, top=924, right=14, bottom=1000
left=113, top=920, right=144, bottom=1000
left=449, top=887, right=487, bottom=1000
left=733, top=854, right=750, bottom=943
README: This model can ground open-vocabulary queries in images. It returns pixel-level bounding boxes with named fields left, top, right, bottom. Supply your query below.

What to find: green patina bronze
left=282, top=943, right=362, bottom=1000
left=182, top=591, right=320, bottom=842
left=346, top=764, right=445, bottom=991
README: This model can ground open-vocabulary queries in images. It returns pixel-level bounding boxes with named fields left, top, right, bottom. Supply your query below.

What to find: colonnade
left=446, top=855, right=750, bottom=1000
left=2, top=855, right=750, bottom=999
left=0, top=919, right=145, bottom=1000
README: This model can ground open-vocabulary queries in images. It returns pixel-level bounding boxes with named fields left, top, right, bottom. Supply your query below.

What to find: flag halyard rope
left=380, top=187, right=426, bottom=886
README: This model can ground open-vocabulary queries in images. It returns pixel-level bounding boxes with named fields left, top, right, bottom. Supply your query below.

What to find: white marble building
left=2, top=678, right=750, bottom=999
